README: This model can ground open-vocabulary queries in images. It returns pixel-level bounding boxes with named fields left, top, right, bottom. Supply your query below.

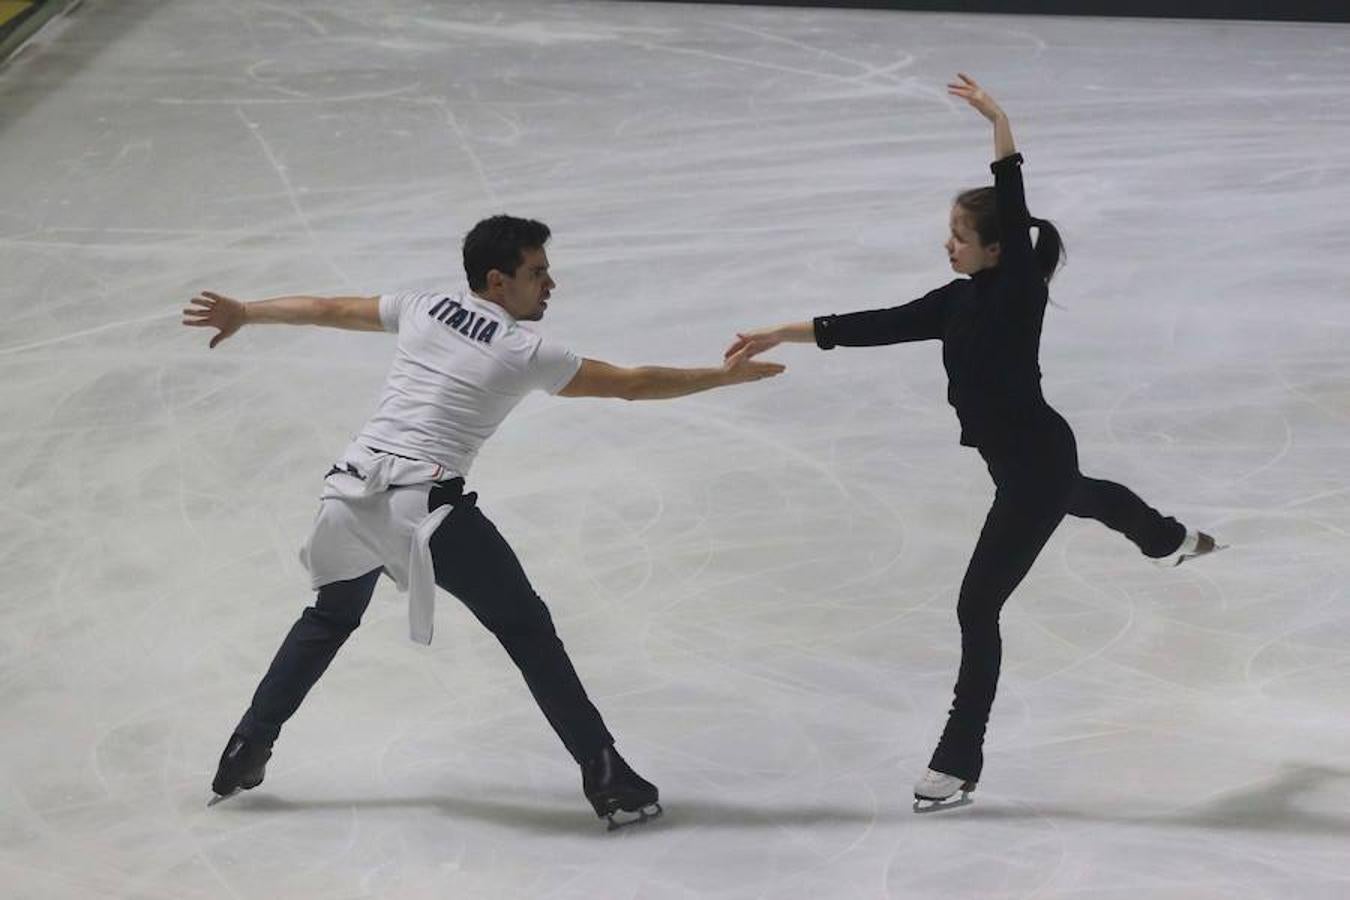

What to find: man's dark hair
left=462, top=215, right=551, bottom=291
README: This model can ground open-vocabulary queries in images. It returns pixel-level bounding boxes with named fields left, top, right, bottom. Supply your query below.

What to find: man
left=183, top=215, right=784, bottom=829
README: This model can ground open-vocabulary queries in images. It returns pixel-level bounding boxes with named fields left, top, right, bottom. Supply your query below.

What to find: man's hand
left=722, top=346, right=786, bottom=383
left=183, top=291, right=246, bottom=349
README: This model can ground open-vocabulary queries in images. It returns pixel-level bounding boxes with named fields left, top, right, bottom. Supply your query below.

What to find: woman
left=726, top=74, right=1220, bottom=811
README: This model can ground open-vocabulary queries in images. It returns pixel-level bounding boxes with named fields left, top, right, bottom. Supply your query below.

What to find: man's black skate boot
left=209, top=733, right=272, bottom=806
left=581, top=745, right=662, bottom=831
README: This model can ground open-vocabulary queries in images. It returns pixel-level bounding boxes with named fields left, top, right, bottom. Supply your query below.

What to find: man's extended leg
left=428, top=502, right=613, bottom=763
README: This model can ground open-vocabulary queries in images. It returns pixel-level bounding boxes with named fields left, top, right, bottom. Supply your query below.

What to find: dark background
left=638, top=1, right=1350, bottom=24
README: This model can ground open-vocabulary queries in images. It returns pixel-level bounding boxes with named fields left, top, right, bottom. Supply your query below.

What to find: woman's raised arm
left=947, top=72, right=1016, bottom=162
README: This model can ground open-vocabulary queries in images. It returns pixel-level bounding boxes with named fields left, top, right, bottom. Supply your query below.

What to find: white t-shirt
left=355, top=288, right=581, bottom=478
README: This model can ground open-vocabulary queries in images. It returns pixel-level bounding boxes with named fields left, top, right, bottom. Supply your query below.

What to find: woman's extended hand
left=724, top=327, right=784, bottom=361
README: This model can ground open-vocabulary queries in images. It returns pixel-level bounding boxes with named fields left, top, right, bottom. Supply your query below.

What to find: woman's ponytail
left=1029, top=216, right=1066, bottom=285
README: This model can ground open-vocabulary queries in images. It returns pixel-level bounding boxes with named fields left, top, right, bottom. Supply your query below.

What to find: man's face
left=495, top=246, right=555, bottom=321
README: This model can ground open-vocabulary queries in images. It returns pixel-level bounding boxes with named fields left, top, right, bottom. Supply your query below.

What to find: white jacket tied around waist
left=299, top=443, right=456, bottom=645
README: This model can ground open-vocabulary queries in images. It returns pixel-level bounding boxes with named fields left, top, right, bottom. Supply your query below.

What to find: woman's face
left=945, top=206, right=1001, bottom=275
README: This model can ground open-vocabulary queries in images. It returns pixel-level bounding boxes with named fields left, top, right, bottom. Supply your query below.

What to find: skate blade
left=207, top=788, right=244, bottom=808
left=1173, top=543, right=1230, bottom=567
left=1155, top=540, right=1230, bottom=569
left=912, top=792, right=973, bottom=814
left=605, top=802, right=663, bottom=832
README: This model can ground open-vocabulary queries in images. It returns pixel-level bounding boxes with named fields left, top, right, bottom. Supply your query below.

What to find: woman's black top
left=812, top=153, right=1051, bottom=450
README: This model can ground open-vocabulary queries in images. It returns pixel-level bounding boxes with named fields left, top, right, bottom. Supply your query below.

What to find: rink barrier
left=638, top=0, right=1349, bottom=23
left=0, top=0, right=78, bottom=67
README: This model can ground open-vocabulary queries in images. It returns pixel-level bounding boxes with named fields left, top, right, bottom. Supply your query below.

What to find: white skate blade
left=912, top=791, right=973, bottom=814
left=604, top=802, right=663, bottom=832
left=207, top=788, right=241, bottom=808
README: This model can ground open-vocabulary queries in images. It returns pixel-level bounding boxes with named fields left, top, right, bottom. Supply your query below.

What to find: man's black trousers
left=235, top=484, right=614, bottom=765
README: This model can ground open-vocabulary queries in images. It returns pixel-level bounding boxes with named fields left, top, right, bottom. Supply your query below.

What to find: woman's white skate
left=913, top=768, right=976, bottom=813
left=1152, top=530, right=1227, bottom=568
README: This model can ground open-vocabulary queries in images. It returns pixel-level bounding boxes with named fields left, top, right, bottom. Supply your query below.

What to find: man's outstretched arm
left=182, top=291, right=383, bottom=348
left=558, top=350, right=784, bottom=401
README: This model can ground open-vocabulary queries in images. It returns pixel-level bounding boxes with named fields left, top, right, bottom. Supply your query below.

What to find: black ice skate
left=208, top=733, right=272, bottom=807
left=582, top=745, right=662, bottom=831
left=912, top=768, right=976, bottom=814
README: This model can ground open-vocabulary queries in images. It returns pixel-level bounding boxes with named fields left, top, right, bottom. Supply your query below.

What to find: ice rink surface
left=2, top=1, right=1349, bottom=897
